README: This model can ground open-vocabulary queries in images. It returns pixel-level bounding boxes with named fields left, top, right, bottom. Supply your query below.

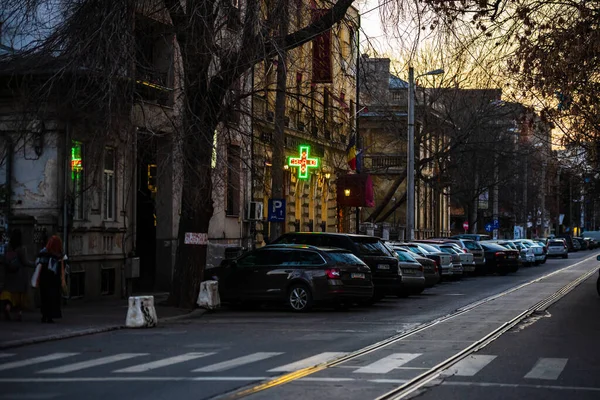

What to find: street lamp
left=407, top=67, right=444, bottom=240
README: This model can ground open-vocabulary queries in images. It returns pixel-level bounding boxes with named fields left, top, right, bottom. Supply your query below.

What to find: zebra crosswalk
left=0, top=351, right=571, bottom=382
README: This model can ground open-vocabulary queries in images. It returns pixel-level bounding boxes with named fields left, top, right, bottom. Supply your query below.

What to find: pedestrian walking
left=0, top=229, right=33, bottom=321
left=35, top=235, right=67, bottom=323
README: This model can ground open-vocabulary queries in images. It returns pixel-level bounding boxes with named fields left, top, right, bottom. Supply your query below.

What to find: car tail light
left=495, top=252, right=505, bottom=258
left=325, top=269, right=341, bottom=279
left=419, top=265, right=424, bottom=272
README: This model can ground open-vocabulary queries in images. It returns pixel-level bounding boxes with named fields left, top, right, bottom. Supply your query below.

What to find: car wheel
left=288, top=284, right=313, bottom=312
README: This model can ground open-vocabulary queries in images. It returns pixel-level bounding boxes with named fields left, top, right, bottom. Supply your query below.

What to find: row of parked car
left=209, top=232, right=586, bottom=312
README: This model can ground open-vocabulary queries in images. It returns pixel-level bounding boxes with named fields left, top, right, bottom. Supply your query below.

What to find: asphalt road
left=416, top=262, right=600, bottom=400
left=0, top=250, right=598, bottom=400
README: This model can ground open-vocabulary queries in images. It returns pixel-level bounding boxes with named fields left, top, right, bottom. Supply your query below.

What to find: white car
left=547, top=239, right=568, bottom=259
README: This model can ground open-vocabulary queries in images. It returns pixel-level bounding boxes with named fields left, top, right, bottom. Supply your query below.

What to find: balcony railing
left=362, top=154, right=406, bottom=173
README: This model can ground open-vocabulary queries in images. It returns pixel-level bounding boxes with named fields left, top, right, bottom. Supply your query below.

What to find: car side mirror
left=597, top=255, right=600, bottom=261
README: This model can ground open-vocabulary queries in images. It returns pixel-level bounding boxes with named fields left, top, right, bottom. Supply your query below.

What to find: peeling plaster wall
left=11, top=133, right=61, bottom=216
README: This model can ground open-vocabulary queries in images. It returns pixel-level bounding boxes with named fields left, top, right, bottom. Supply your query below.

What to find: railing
left=361, top=154, right=406, bottom=173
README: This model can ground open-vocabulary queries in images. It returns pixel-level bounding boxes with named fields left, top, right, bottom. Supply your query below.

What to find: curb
left=0, top=308, right=207, bottom=350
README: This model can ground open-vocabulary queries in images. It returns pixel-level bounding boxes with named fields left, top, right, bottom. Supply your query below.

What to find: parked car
left=451, top=234, right=491, bottom=241
left=479, top=242, right=520, bottom=275
left=546, top=239, right=569, bottom=259
left=388, top=242, right=452, bottom=280
left=273, top=233, right=400, bottom=301
left=438, top=238, right=486, bottom=272
left=573, top=237, right=589, bottom=250
left=387, top=247, right=426, bottom=296
left=414, top=242, right=464, bottom=278
left=556, top=234, right=577, bottom=252
left=393, top=248, right=440, bottom=288
left=485, top=240, right=532, bottom=267
left=212, top=245, right=373, bottom=312
left=514, top=239, right=546, bottom=264
left=417, top=240, right=476, bottom=274
left=584, top=237, right=598, bottom=249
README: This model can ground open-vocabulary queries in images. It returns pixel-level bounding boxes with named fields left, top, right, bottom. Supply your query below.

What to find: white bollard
left=197, top=280, right=220, bottom=310
left=125, top=296, right=158, bottom=328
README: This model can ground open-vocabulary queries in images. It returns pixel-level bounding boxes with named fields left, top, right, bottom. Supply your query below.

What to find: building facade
left=358, top=57, right=451, bottom=239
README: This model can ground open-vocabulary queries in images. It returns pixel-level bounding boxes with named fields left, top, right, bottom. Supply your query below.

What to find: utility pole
left=540, top=159, right=547, bottom=237
left=269, top=0, right=289, bottom=241
left=406, top=67, right=415, bottom=240
left=493, top=154, right=499, bottom=240
left=556, top=167, right=561, bottom=235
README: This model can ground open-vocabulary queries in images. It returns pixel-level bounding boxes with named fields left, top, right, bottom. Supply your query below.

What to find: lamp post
left=407, top=67, right=444, bottom=240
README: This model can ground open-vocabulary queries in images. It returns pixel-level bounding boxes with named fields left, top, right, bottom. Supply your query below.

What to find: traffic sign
left=485, top=223, right=493, bottom=232
left=462, top=221, right=469, bottom=231
left=268, top=199, right=286, bottom=222
left=493, top=219, right=499, bottom=229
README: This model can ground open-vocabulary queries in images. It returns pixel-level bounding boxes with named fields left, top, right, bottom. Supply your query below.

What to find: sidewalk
left=0, top=294, right=204, bottom=349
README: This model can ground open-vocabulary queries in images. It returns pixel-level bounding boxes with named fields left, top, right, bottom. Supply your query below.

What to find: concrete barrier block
left=197, top=280, right=220, bottom=310
left=126, top=296, right=158, bottom=328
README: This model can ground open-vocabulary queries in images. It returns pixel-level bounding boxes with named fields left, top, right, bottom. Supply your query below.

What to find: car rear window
left=392, top=250, right=417, bottom=262
left=549, top=240, right=565, bottom=246
left=417, top=243, right=441, bottom=253
left=481, top=243, right=510, bottom=251
left=326, top=251, right=364, bottom=265
left=352, top=239, right=392, bottom=256
left=463, top=241, right=482, bottom=250
left=439, top=246, right=457, bottom=254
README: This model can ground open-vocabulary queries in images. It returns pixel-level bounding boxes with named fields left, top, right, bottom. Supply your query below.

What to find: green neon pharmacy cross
left=288, top=145, right=319, bottom=179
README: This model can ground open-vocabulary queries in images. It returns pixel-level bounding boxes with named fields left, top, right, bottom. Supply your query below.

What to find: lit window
left=71, top=141, right=84, bottom=219
left=103, top=148, right=115, bottom=220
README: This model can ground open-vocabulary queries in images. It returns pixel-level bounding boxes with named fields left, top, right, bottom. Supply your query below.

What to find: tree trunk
left=168, top=107, right=216, bottom=308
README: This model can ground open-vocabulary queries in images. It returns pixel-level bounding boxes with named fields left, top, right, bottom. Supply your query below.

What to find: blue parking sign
left=268, top=199, right=286, bottom=222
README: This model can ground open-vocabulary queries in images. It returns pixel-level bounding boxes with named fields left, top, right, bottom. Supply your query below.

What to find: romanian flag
left=347, top=134, right=357, bottom=170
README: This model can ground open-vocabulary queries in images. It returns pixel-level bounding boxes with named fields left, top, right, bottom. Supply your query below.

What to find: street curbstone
left=0, top=308, right=207, bottom=350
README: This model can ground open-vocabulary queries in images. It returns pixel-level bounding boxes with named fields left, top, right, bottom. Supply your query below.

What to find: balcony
left=362, top=154, right=406, bottom=174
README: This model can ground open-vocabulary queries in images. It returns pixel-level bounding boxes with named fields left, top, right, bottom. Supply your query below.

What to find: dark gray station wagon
left=211, top=244, right=373, bottom=312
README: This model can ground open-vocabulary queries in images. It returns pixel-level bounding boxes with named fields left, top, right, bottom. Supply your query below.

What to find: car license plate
left=351, top=273, right=365, bottom=279
left=402, top=269, right=415, bottom=275
left=378, top=264, right=390, bottom=270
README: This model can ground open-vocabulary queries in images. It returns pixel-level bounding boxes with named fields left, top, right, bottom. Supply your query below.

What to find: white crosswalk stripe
left=114, top=353, right=215, bottom=373
left=38, top=354, right=148, bottom=374
left=524, top=358, right=568, bottom=380
left=442, top=355, right=497, bottom=377
left=354, top=353, right=422, bottom=374
left=268, top=352, right=348, bottom=372
left=0, top=353, right=14, bottom=359
left=193, top=352, right=284, bottom=373
left=0, top=353, right=79, bottom=372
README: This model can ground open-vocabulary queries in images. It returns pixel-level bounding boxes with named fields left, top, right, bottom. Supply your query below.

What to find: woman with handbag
left=35, top=235, right=67, bottom=323
left=1, top=229, right=33, bottom=321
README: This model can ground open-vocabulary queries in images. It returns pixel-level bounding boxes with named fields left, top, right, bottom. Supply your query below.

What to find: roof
left=278, top=232, right=381, bottom=240
left=389, top=74, right=408, bottom=89
left=265, top=244, right=351, bottom=252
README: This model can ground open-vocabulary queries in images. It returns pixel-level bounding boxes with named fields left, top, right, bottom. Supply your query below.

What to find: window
left=286, top=251, right=326, bottom=266
left=237, top=250, right=290, bottom=267
left=226, top=145, right=241, bottom=216
left=103, top=148, right=115, bottom=220
left=352, top=239, right=391, bottom=256
left=71, top=141, right=84, bottom=219
left=326, top=251, right=363, bottom=266
left=395, top=250, right=417, bottom=262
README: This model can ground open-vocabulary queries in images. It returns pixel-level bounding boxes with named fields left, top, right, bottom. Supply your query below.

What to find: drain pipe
left=6, top=136, right=13, bottom=222
left=63, top=123, right=71, bottom=254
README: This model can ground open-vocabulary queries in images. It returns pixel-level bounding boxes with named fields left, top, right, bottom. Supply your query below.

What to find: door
left=230, top=250, right=271, bottom=299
